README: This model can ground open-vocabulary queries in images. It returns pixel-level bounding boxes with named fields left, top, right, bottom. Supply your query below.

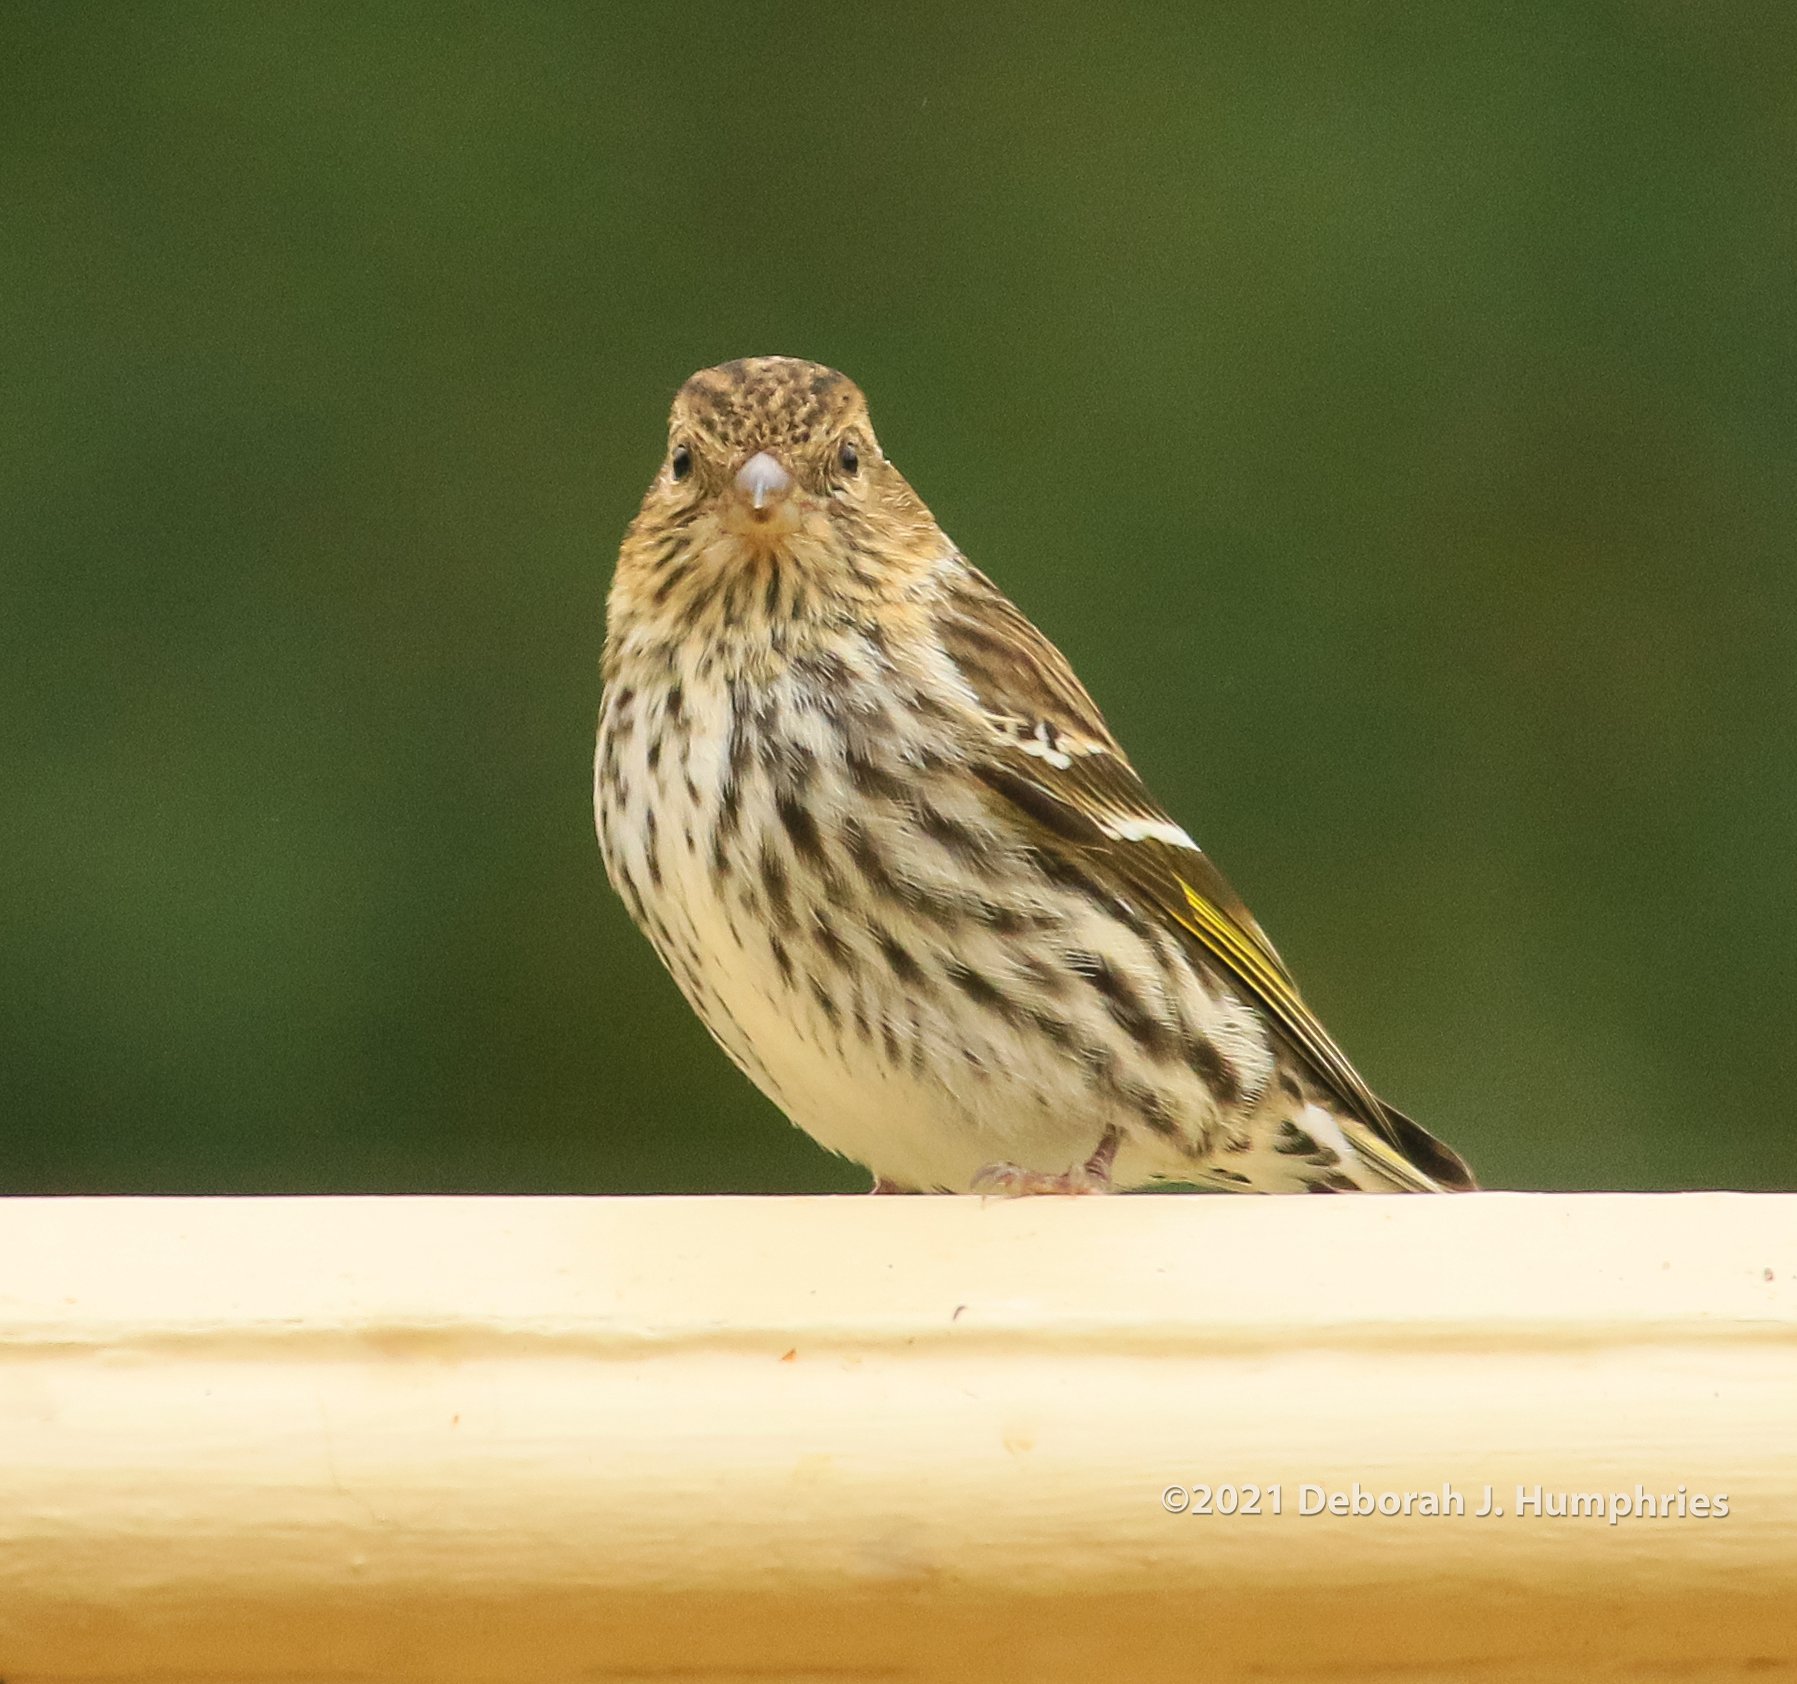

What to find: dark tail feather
left=1383, top=1103, right=1479, bottom=1191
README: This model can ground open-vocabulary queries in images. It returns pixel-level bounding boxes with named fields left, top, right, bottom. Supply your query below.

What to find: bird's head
left=613, top=357, right=945, bottom=647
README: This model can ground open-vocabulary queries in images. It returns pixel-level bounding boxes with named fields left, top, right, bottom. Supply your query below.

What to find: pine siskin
left=596, top=357, right=1476, bottom=1195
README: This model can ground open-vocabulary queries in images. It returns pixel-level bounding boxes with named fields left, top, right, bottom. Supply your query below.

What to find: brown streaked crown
left=673, top=357, right=870, bottom=458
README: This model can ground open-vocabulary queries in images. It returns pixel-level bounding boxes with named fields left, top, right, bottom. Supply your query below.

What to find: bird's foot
left=970, top=1161, right=1108, bottom=1197
left=868, top=1176, right=916, bottom=1195
left=971, top=1126, right=1121, bottom=1198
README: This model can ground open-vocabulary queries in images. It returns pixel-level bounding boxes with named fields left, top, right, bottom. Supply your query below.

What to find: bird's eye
left=670, top=443, right=693, bottom=481
left=837, top=439, right=860, bottom=476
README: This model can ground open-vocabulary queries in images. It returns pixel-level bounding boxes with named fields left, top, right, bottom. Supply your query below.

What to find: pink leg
left=970, top=1125, right=1122, bottom=1197
left=869, top=1176, right=916, bottom=1195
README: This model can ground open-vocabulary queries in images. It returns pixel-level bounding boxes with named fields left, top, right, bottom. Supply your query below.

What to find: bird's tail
left=1338, top=1102, right=1479, bottom=1192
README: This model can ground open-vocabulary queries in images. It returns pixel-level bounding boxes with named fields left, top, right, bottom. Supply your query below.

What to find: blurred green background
left=3, top=3, right=1792, bottom=1194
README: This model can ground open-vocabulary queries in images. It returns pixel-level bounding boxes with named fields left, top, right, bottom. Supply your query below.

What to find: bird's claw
left=970, top=1159, right=1109, bottom=1198
left=972, top=1124, right=1122, bottom=1197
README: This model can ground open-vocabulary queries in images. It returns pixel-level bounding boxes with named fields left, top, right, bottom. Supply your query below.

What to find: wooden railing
left=1, top=1193, right=1792, bottom=1680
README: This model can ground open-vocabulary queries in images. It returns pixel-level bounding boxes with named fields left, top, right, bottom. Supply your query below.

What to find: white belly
left=595, top=662, right=1267, bottom=1191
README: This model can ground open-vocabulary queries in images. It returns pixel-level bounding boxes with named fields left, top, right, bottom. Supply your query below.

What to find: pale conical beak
left=735, top=450, right=793, bottom=510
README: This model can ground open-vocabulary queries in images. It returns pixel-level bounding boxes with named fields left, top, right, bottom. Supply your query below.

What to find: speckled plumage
left=596, top=356, right=1476, bottom=1194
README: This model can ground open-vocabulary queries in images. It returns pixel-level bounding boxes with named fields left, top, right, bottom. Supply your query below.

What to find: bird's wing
left=932, top=564, right=1472, bottom=1188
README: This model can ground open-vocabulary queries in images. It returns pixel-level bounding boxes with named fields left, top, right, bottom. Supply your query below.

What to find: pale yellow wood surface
left=0, top=1193, right=1793, bottom=1681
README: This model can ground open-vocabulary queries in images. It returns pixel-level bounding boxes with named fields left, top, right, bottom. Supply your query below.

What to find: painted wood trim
left=1, top=1193, right=1793, bottom=1681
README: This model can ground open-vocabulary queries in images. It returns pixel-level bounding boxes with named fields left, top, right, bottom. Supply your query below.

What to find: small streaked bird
left=596, top=357, right=1476, bottom=1195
